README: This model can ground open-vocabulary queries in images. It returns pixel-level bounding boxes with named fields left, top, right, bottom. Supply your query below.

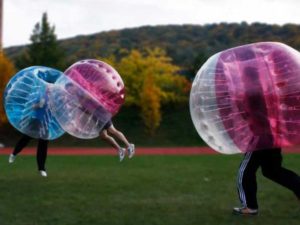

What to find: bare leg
left=107, top=125, right=130, bottom=148
left=99, top=129, right=121, bottom=151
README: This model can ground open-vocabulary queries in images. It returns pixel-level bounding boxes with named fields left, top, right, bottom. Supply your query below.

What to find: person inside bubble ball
left=232, top=67, right=300, bottom=215
left=65, top=82, right=135, bottom=161
left=9, top=90, right=50, bottom=177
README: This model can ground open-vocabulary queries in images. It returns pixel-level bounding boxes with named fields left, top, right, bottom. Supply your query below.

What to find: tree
left=187, top=52, right=209, bottom=79
left=102, top=48, right=190, bottom=135
left=140, top=73, right=161, bottom=135
left=16, top=12, right=65, bottom=69
left=0, top=54, right=16, bottom=123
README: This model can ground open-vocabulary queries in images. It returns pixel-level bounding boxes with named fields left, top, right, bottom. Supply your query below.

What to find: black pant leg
left=13, top=135, right=32, bottom=155
left=237, top=151, right=261, bottom=209
left=36, top=139, right=49, bottom=171
left=261, top=148, right=300, bottom=199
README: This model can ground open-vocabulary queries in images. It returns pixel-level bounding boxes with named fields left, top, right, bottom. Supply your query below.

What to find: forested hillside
left=5, top=22, right=300, bottom=76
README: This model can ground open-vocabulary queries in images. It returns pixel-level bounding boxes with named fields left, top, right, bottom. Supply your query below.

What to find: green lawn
left=0, top=154, right=299, bottom=225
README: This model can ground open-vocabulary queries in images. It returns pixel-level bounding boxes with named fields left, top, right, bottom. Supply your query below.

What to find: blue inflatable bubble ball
left=4, top=66, right=65, bottom=140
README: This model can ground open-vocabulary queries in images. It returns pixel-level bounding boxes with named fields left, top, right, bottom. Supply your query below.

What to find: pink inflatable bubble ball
left=190, top=42, right=300, bottom=154
left=64, top=59, right=125, bottom=115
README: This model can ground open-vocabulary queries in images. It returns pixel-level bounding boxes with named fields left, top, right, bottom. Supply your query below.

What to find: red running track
left=0, top=146, right=299, bottom=155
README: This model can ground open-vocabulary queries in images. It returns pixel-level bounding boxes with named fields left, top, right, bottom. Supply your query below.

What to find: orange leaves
left=140, top=74, right=161, bottom=136
left=100, top=48, right=191, bottom=134
left=0, top=53, right=16, bottom=123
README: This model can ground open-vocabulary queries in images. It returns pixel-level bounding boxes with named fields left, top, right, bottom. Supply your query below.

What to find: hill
left=5, top=22, right=300, bottom=74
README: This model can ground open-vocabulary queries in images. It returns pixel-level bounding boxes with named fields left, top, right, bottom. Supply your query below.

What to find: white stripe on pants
left=237, top=152, right=253, bottom=207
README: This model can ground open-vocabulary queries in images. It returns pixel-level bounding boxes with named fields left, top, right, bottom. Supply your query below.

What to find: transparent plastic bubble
left=190, top=42, right=300, bottom=154
left=4, top=60, right=125, bottom=140
left=4, top=66, right=65, bottom=140
left=48, top=75, right=112, bottom=139
left=64, top=59, right=125, bottom=115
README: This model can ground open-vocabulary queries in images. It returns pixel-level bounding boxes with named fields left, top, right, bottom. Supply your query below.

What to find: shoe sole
left=232, top=211, right=258, bottom=216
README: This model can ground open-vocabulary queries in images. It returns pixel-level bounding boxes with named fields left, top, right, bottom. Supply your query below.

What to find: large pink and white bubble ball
left=64, top=59, right=125, bottom=115
left=190, top=42, right=300, bottom=154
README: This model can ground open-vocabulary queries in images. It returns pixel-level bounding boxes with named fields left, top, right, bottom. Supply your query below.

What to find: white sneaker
left=8, top=154, right=16, bottom=163
left=118, top=148, right=126, bottom=162
left=233, top=207, right=258, bottom=216
left=127, top=143, right=135, bottom=159
left=39, top=170, right=48, bottom=177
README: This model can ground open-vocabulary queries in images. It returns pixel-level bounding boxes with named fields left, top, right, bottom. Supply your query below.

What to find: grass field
left=0, top=154, right=299, bottom=225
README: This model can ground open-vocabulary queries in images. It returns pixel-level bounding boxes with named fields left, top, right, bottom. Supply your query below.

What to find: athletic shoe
left=127, top=143, right=135, bottom=159
left=232, top=207, right=258, bottom=216
left=8, top=154, right=16, bottom=163
left=118, top=148, right=126, bottom=162
left=39, top=170, right=48, bottom=177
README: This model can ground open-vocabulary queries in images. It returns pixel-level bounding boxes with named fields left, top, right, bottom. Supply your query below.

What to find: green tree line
left=5, top=22, right=300, bottom=78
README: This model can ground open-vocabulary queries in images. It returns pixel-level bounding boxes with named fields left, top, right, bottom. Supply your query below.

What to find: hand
left=32, top=98, right=46, bottom=109
left=39, top=98, right=46, bottom=108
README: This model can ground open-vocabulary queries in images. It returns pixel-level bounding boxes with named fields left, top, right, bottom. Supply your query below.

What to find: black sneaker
left=232, top=207, right=258, bottom=216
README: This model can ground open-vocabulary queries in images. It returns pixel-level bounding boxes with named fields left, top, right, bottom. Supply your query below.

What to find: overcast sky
left=4, top=0, right=300, bottom=47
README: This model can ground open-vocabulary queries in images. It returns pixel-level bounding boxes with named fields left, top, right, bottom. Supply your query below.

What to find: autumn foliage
left=0, top=53, right=16, bottom=123
left=140, top=74, right=161, bottom=136
left=103, top=48, right=191, bottom=135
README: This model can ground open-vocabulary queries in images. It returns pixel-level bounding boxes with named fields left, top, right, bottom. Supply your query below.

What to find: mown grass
left=0, top=154, right=299, bottom=225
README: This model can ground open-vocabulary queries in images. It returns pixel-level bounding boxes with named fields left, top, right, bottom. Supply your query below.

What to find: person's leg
left=107, top=125, right=130, bottom=148
left=99, top=129, right=125, bottom=162
left=36, top=139, right=49, bottom=173
left=100, top=129, right=122, bottom=150
left=261, top=148, right=300, bottom=199
left=9, top=135, right=32, bottom=163
left=12, top=135, right=32, bottom=155
left=107, top=125, right=135, bottom=158
left=236, top=151, right=261, bottom=210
